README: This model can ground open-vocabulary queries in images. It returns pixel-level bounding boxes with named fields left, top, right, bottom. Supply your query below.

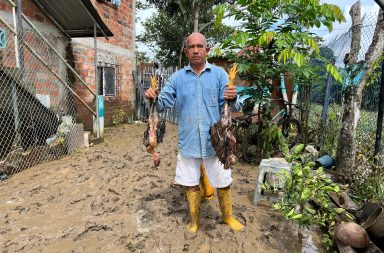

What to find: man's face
left=184, top=34, right=210, bottom=66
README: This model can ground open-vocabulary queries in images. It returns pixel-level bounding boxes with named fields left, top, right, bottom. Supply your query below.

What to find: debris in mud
left=74, top=222, right=112, bottom=241
left=0, top=123, right=325, bottom=252
left=0, top=171, right=7, bottom=181
left=108, top=188, right=121, bottom=196
left=69, top=194, right=91, bottom=205
left=125, top=241, right=136, bottom=252
left=135, top=239, right=146, bottom=250
left=0, top=145, right=64, bottom=176
left=182, top=244, right=189, bottom=252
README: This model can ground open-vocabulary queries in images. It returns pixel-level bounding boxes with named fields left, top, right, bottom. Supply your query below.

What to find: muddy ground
left=0, top=123, right=323, bottom=253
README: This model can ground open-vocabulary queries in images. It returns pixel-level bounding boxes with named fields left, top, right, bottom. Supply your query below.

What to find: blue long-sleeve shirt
left=157, top=62, right=242, bottom=158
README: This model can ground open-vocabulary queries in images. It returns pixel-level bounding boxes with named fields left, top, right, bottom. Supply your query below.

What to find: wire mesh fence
left=0, top=5, right=92, bottom=177
left=307, top=10, right=381, bottom=158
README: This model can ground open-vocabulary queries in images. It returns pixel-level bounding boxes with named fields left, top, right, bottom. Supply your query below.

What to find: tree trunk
left=178, top=40, right=185, bottom=69
left=374, top=61, right=384, bottom=163
left=336, top=85, right=359, bottom=175
left=348, top=2, right=362, bottom=65
left=335, top=1, right=361, bottom=175
left=336, top=3, right=384, bottom=175
left=193, top=5, right=200, bottom=32
left=300, top=85, right=310, bottom=144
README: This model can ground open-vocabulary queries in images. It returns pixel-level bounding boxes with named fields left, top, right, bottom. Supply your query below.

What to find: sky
left=318, top=0, right=379, bottom=42
left=135, top=0, right=380, bottom=60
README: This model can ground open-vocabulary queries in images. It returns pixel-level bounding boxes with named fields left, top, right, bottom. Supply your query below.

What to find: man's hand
left=224, top=84, right=237, bottom=100
left=145, top=87, right=157, bottom=101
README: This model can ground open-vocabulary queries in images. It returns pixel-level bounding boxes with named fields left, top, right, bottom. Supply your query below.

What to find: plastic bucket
left=316, top=155, right=335, bottom=169
left=362, top=207, right=384, bottom=239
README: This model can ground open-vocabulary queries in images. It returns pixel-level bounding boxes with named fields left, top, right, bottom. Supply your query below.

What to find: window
left=0, top=29, right=6, bottom=49
left=97, top=66, right=116, bottom=96
left=96, top=0, right=121, bottom=8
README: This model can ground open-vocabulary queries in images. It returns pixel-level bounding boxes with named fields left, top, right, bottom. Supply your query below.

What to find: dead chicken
left=143, top=76, right=166, bottom=167
left=210, top=63, right=238, bottom=170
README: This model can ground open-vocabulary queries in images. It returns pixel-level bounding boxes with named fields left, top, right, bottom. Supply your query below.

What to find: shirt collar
left=185, top=61, right=212, bottom=72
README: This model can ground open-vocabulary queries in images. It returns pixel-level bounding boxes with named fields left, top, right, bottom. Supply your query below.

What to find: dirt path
left=0, top=123, right=323, bottom=253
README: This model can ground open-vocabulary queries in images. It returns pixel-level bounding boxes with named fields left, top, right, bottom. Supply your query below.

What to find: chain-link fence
left=134, top=64, right=178, bottom=124
left=0, top=3, right=93, bottom=177
left=307, top=10, right=381, bottom=158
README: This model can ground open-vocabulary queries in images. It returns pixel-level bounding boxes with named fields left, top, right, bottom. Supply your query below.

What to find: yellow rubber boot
left=200, top=164, right=215, bottom=200
left=199, top=180, right=206, bottom=199
left=217, top=187, right=244, bottom=231
left=185, top=190, right=201, bottom=239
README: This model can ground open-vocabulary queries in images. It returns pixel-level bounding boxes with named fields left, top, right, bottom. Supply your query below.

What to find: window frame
left=97, top=65, right=117, bottom=97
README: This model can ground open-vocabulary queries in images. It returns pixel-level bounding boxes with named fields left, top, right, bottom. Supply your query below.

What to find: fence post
left=10, top=0, right=24, bottom=146
left=320, top=61, right=334, bottom=146
left=93, top=22, right=104, bottom=138
left=374, top=61, right=384, bottom=162
left=16, top=0, right=24, bottom=73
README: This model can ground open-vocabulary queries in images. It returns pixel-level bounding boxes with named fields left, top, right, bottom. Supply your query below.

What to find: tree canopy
left=137, top=0, right=235, bottom=66
left=214, top=0, right=345, bottom=92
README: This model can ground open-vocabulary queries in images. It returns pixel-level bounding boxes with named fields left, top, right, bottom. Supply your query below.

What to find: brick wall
left=0, top=0, right=69, bottom=111
left=0, top=0, right=51, bottom=24
left=75, top=97, right=135, bottom=130
left=92, top=0, right=135, bottom=50
left=0, top=0, right=136, bottom=129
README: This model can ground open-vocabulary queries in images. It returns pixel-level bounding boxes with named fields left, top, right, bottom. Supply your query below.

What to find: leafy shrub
left=274, top=146, right=353, bottom=251
left=350, top=154, right=384, bottom=205
left=307, top=104, right=340, bottom=157
left=112, top=109, right=127, bottom=125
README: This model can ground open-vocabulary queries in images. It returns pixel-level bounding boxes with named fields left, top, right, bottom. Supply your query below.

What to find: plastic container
left=316, top=155, right=335, bottom=169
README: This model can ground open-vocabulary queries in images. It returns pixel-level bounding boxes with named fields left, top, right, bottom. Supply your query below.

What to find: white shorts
left=175, top=154, right=232, bottom=188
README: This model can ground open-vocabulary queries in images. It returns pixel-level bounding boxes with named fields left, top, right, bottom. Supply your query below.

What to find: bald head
left=185, top=32, right=207, bottom=48
left=184, top=32, right=210, bottom=72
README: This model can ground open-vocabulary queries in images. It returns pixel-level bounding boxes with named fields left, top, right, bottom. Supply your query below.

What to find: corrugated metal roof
left=374, top=0, right=384, bottom=10
left=31, top=0, right=113, bottom=38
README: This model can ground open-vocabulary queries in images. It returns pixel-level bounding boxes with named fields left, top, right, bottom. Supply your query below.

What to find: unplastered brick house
left=73, top=0, right=136, bottom=129
left=0, top=0, right=136, bottom=131
left=0, top=0, right=135, bottom=169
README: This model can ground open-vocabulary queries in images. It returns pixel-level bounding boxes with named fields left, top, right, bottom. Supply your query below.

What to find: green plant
left=112, top=109, right=127, bottom=125
left=308, top=105, right=340, bottom=157
left=273, top=161, right=353, bottom=251
left=307, top=103, right=378, bottom=157
left=214, top=0, right=345, bottom=93
left=366, top=52, right=384, bottom=87
left=260, top=124, right=285, bottom=157
left=320, top=109, right=340, bottom=157
left=282, top=143, right=305, bottom=162
left=56, top=136, right=65, bottom=145
left=355, top=117, right=377, bottom=156
left=351, top=153, right=384, bottom=205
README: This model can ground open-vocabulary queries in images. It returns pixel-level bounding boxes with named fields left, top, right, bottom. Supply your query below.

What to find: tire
left=242, top=125, right=261, bottom=163
left=277, top=118, right=301, bottom=149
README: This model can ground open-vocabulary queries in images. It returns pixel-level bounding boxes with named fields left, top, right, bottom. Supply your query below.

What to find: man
left=145, top=32, right=244, bottom=239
